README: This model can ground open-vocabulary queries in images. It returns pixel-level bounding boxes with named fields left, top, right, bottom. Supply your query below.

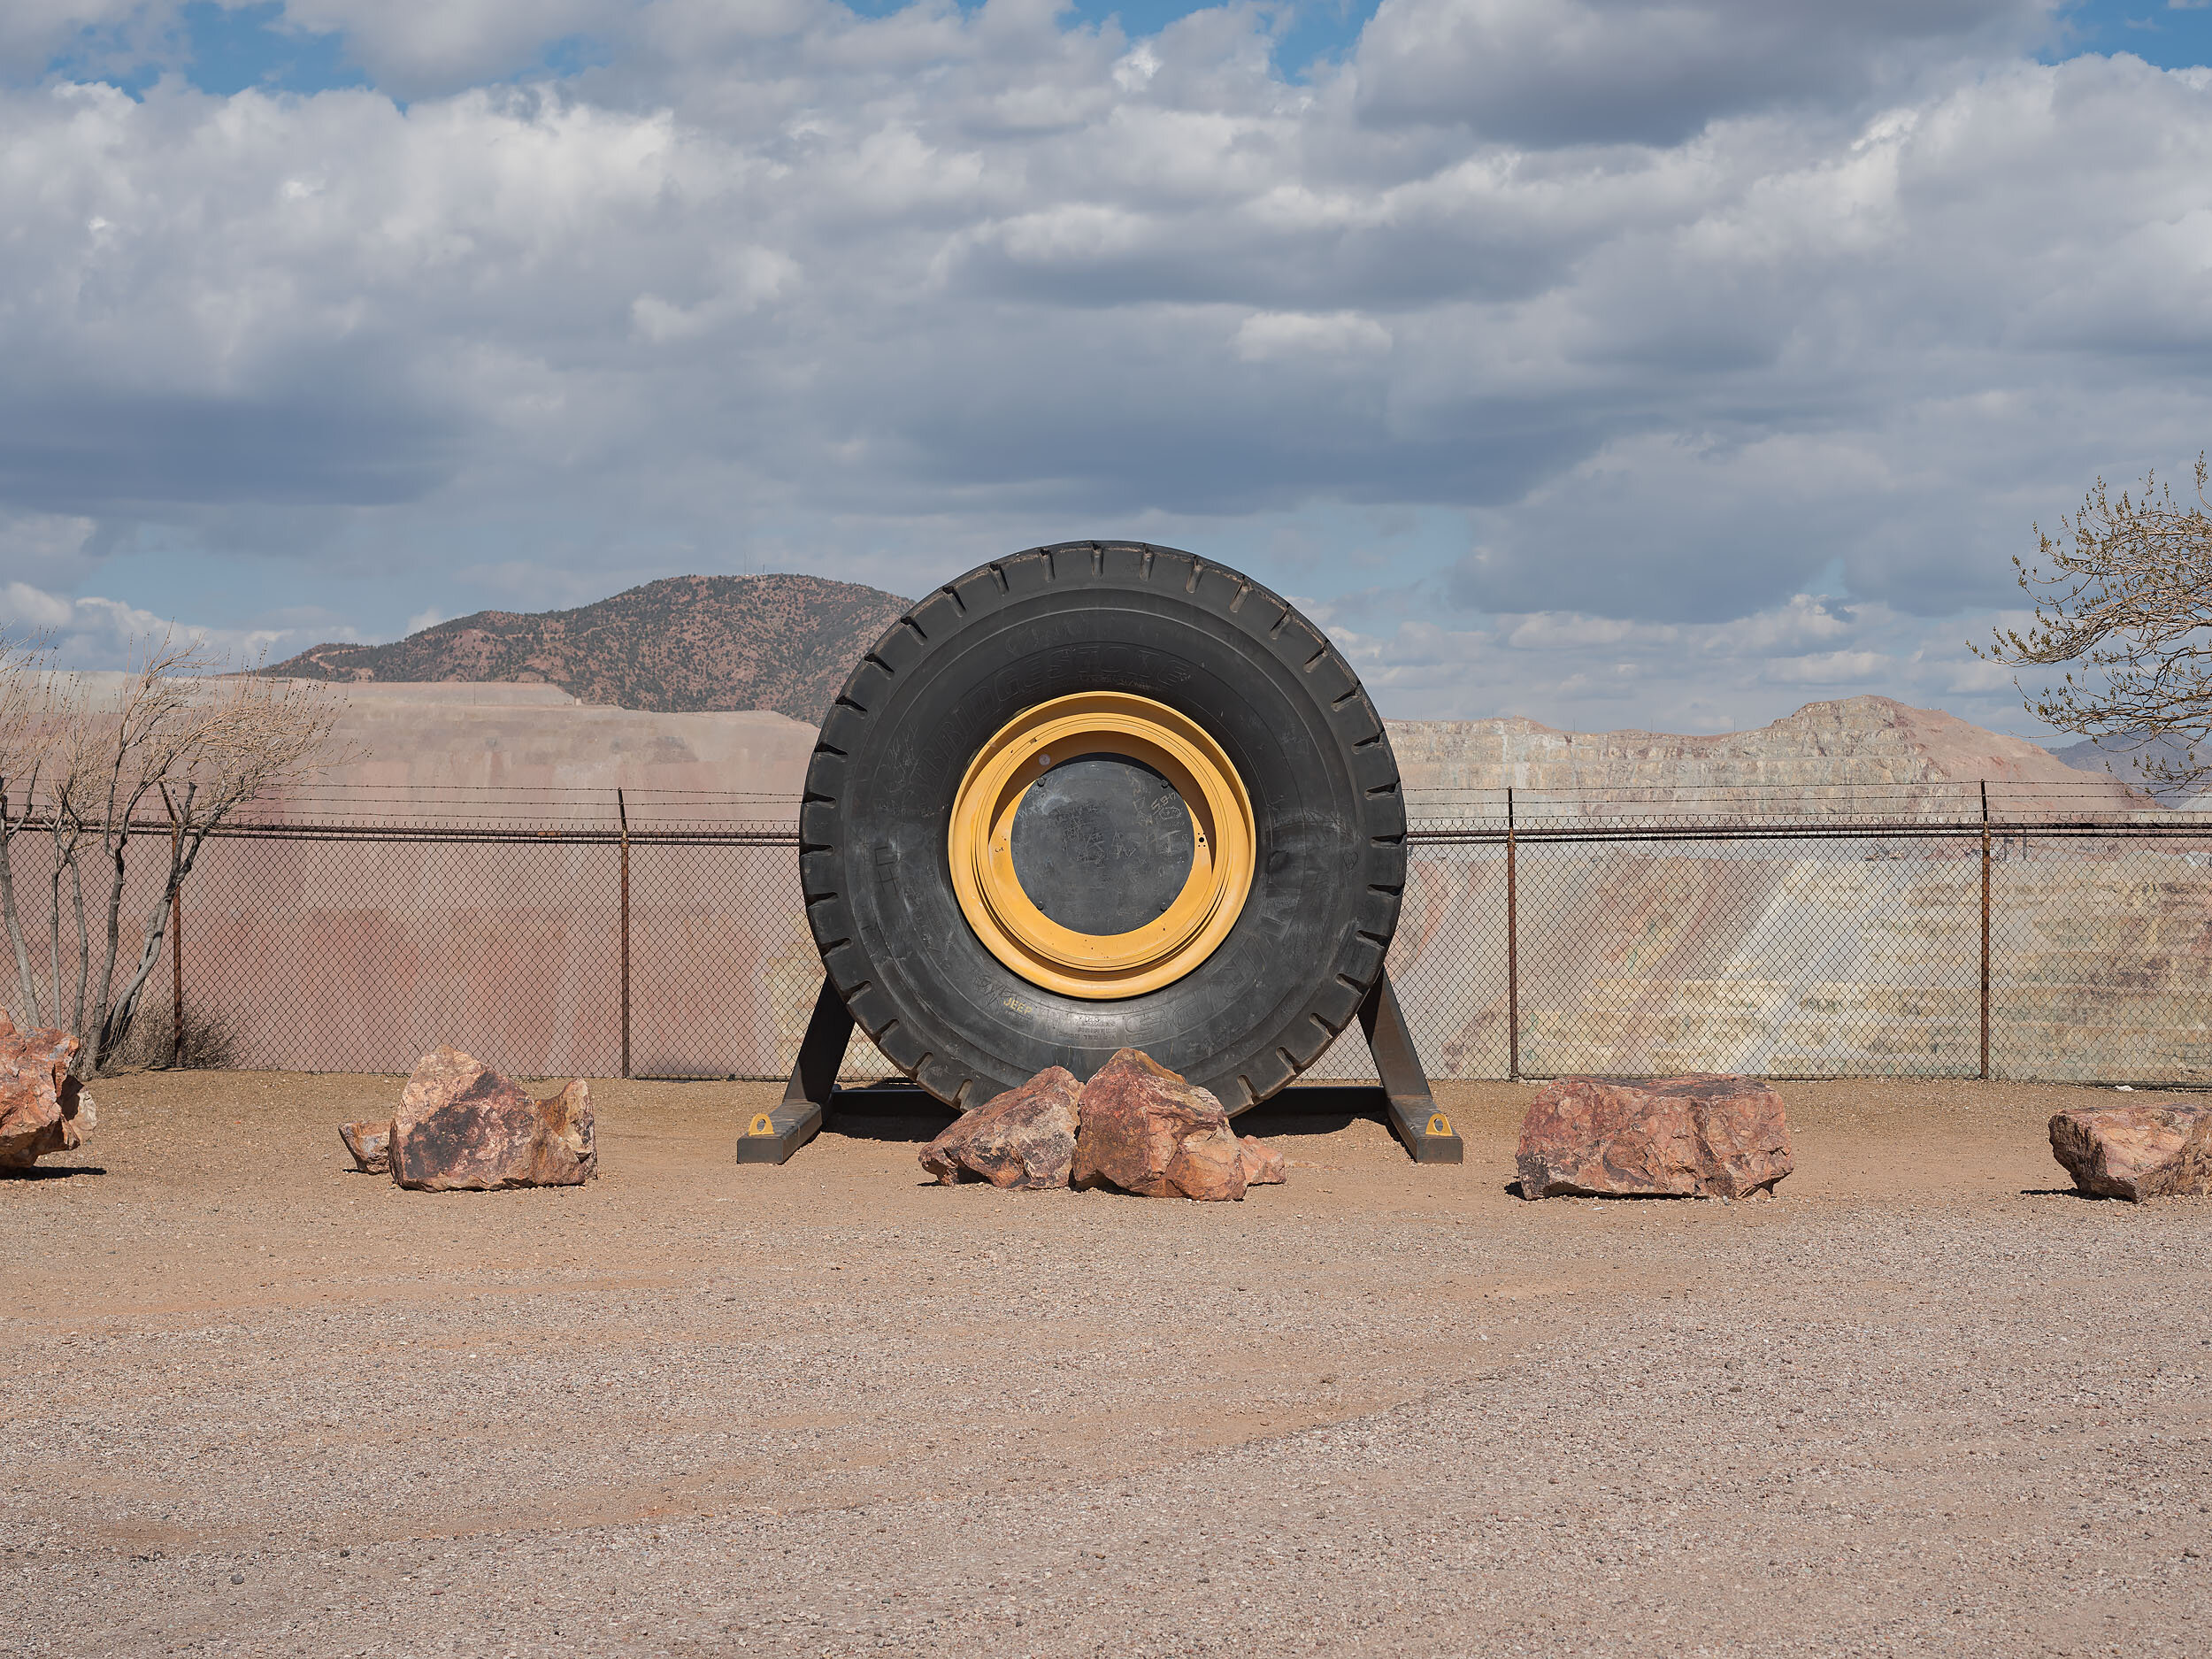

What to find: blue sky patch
left=174, top=2, right=366, bottom=96
left=2055, top=0, right=2212, bottom=65
left=31, top=1, right=2212, bottom=102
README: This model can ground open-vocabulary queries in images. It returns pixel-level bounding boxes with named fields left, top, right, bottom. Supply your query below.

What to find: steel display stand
left=736, top=970, right=1461, bottom=1167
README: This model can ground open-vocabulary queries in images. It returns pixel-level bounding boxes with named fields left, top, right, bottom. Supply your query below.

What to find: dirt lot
left=4, top=1071, right=2208, bottom=1657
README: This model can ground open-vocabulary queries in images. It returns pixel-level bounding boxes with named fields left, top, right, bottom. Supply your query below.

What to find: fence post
left=1979, top=780, right=1991, bottom=1081
left=1506, top=786, right=1519, bottom=1083
left=618, top=788, right=632, bottom=1081
left=168, top=799, right=183, bottom=1069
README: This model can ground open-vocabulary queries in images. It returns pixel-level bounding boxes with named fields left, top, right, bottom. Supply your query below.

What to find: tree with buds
left=1976, top=457, right=2212, bottom=788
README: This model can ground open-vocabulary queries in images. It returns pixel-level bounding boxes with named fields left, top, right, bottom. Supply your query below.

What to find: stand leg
left=1359, top=970, right=1462, bottom=1164
left=738, top=977, right=852, bottom=1164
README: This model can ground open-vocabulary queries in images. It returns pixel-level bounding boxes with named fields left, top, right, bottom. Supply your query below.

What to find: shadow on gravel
left=1504, top=1179, right=1711, bottom=1201
left=824, top=1081, right=1396, bottom=1146
left=824, top=1084, right=957, bottom=1144
left=1234, top=1085, right=1382, bottom=1141
left=0, top=1164, right=106, bottom=1180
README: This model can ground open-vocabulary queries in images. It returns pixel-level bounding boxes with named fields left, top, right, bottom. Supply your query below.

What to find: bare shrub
left=114, top=1003, right=242, bottom=1071
left=0, top=634, right=344, bottom=1071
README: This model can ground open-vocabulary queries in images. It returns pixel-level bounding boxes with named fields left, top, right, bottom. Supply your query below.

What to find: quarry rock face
left=1387, top=695, right=2149, bottom=815
left=0, top=1015, right=95, bottom=1171
left=1517, top=1074, right=1792, bottom=1200
left=250, top=687, right=2149, bottom=831
left=339, top=1119, right=391, bottom=1173
left=918, top=1066, right=1081, bottom=1189
left=254, top=681, right=819, bottom=826
left=1237, top=1134, right=1287, bottom=1187
left=1072, top=1048, right=1247, bottom=1202
left=2048, top=1103, right=2212, bottom=1201
left=387, top=1047, right=595, bottom=1192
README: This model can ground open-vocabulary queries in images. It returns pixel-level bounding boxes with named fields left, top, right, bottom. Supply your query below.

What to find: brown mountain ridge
left=265, top=573, right=911, bottom=722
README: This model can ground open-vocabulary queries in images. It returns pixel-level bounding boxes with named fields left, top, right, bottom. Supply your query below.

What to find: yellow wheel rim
left=948, top=693, right=1255, bottom=999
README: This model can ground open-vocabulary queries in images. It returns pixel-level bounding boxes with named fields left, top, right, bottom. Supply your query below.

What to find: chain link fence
left=6, top=784, right=2209, bottom=1085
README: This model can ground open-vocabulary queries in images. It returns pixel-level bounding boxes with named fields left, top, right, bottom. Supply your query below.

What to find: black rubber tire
left=799, top=541, right=1405, bottom=1113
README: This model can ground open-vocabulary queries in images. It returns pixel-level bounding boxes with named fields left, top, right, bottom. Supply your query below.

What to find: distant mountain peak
left=265, top=572, right=910, bottom=722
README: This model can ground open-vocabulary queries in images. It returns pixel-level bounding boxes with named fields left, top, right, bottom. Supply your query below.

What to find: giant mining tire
left=800, top=541, right=1405, bottom=1113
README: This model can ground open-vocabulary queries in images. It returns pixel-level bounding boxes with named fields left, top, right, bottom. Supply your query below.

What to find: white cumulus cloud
left=0, top=0, right=2205, bottom=739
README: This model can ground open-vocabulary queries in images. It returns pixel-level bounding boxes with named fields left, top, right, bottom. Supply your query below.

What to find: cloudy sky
left=3, top=0, right=2209, bottom=736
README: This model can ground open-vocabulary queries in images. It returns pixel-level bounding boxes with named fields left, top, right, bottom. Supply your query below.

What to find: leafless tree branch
left=1974, top=455, right=2212, bottom=786
left=0, top=633, right=344, bottom=1069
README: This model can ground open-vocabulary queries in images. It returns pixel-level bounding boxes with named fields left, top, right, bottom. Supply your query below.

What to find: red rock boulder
left=1072, top=1048, right=1246, bottom=1202
left=339, top=1119, right=391, bottom=1173
left=2049, top=1103, right=2212, bottom=1201
left=387, top=1047, right=595, bottom=1192
left=1167, top=1118, right=1248, bottom=1202
left=919, top=1066, right=1081, bottom=1189
left=1237, top=1134, right=1286, bottom=1187
left=1517, top=1074, right=1792, bottom=1200
left=0, top=1014, right=96, bottom=1171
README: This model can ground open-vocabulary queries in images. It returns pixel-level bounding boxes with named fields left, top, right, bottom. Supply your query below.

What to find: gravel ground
left=4, top=1071, right=2208, bottom=1657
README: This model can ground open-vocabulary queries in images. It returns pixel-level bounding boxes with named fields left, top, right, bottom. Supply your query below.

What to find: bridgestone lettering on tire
left=799, top=542, right=1407, bottom=1113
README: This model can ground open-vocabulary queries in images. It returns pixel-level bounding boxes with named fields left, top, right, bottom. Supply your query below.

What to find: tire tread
left=799, top=541, right=1407, bottom=1108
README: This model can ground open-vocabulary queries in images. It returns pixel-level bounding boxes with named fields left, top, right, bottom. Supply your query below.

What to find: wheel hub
left=947, top=692, right=1255, bottom=999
